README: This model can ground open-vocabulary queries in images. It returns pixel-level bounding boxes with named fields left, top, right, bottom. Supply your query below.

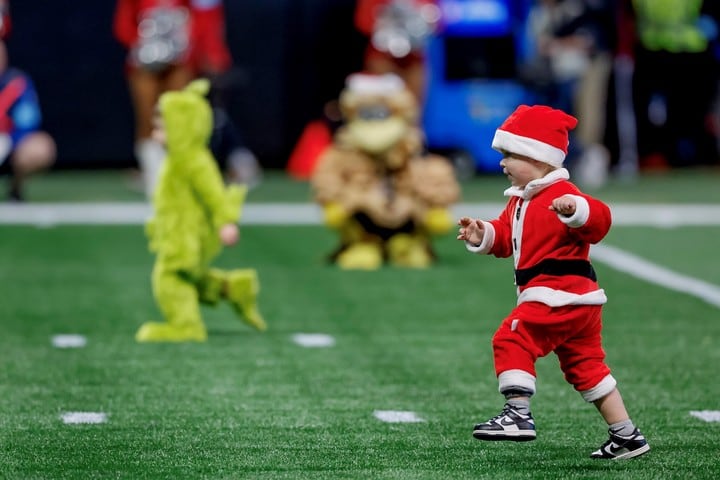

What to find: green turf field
left=1, top=170, right=720, bottom=479
left=17, top=166, right=720, bottom=203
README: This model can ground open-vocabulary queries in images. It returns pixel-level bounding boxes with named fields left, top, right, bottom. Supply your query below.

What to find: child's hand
left=456, top=216, right=485, bottom=245
left=549, top=195, right=577, bottom=216
left=219, top=223, right=239, bottom=246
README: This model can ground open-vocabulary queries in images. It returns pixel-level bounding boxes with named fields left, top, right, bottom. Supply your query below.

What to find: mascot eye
left=357, top=105, right=391, bottom=121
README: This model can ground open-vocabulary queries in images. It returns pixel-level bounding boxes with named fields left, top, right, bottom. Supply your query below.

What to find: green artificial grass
left=16, top=165, right=720, bottom=203
left=604, top=227, right=720, bottom=285
left=1, top=225, right=719, bottom=479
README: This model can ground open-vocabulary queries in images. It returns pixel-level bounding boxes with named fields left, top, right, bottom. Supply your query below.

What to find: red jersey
left=113, top=0, right=231, bottom=73
left=354, top=0, right=437, bottom=35
left=0, top=0, right=11, bottom=39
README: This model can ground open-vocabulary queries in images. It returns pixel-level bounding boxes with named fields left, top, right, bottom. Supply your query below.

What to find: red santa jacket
left=467, top=169, right=611, bottom=307
left=113, top=0, right=231, bottom=74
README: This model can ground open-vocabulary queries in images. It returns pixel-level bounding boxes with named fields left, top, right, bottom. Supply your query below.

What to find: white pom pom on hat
left=345, top=72, right=405, bottom=97
left=491, top=104, right=578, bottom=167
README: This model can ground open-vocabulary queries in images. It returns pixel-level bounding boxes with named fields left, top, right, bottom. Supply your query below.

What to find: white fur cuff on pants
left=580, top=374, right=617, bottom=402
left=498, top=369, right=537, bottom=396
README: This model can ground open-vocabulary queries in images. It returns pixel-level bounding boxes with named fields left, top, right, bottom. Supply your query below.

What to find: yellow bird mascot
left=136, top=79, right=266, bottom=342
left=311, top=73, right=460, bottom=270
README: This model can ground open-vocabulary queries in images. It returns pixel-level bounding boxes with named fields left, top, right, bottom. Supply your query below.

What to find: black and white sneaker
left=590, top=428, right=650, bottom=460
left=472, top=404, right=536, bottom=441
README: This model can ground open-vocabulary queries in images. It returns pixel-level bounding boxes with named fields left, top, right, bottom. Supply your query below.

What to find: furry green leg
left=225, top=269, right=267, bottom=331
left=136, top=263, right=208, bottom=342
left=197, top=268, right=226, bottom=305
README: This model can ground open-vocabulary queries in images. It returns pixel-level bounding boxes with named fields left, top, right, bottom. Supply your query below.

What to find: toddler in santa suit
left=456, top=105, right=649, bottom=460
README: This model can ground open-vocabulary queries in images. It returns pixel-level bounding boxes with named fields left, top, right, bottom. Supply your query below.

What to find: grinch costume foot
left=226, top=269, right=267, bottom=331
left=135, top=321, right=208, bottom=343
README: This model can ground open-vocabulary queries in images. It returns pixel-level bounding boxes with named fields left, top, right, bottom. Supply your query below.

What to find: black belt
left=514, top=259, right=597, bottom=286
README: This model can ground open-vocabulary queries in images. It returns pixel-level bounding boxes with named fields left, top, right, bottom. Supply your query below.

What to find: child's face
left=499, top=151, right=554, bottom=188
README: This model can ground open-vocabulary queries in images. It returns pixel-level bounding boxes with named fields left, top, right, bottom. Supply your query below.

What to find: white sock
left=609, top=419, right=636, bottom=437
left=135, top=139, right=165, bottom=200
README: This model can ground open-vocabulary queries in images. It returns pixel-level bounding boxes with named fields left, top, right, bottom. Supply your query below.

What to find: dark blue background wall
left=6, top=0, right=365, bottom=169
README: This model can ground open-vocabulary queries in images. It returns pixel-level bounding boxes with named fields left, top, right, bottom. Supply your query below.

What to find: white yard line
left=1, top=202, right=720, bottom=226
left=689, top=410, right=720, bottom=422
left=373, top=410, right=426, bottom=423
left=291, top=333, right=336, bottom=348
left=591, top=244, right=720, bottom=308
left=51, top=334, right=87, bottom=349
left=60, top=412, right=108, bottom=424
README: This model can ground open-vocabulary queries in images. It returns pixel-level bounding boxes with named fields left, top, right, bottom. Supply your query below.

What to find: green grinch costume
left=135, top=79, right=266, bottom=342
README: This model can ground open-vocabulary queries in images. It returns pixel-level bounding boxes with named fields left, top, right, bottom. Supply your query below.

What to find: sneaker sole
left=473, top=430, right=537, bottom=442
left=612, top=444, right=650, bottom=460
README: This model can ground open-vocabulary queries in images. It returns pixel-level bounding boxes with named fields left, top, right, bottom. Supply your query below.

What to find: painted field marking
left=2, top=202, right=720, bottom=226
left=51, top=334, right=87, bottom=349
left=690, top=410, right=720, bottom=422
left=4, top=202, right=720, bottom=309
left=591, top=244, right=720, bottom=309
left=373, top=410, right=426, bottom=423
left=292, top=333, right=336, bottom=348
left=60, top=412, right=108, bottom=424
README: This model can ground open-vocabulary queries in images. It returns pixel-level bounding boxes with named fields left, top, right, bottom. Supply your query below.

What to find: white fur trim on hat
left=492, top=129, right=567, bottom=167
left=346, top=73, right=405, bottom=97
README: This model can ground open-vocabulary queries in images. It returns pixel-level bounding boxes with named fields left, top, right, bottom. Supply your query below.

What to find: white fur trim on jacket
left=556, top=195, right=590, bottom=227
left=465, top=221, right=495, bottom=254
left=517, top=287, right=607, bottom=306
left=492, top=129, right=566, bottom=167
left=504, top=168, right=570, bottom=199
left=580, top=374, right=617, bottom=402
left=498, top=369, right=537, bottom=395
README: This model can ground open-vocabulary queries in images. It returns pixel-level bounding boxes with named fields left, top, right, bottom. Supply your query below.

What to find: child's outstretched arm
left=549, top=195, right=577, bottom=216
left=549, top=194, right=612, bottom=243
left=219, top=223, right=239, bottom=246
left=457, top=216, right=485, bottom=245
left=188, top=151, right=247, bottom=240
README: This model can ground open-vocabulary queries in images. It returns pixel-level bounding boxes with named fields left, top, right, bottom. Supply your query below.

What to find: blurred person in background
left=201, top=43, right=263, bottom=189
left=354, top=0, right=440, bottom=102
left=114, top=0, right=258, bottom=198
left=0, top=0, right=56, bottom=202
left=622, top=0, right=719, bottom=169
left=523, top=0, right=617, bottom=189
left=288, top=0, right=441, bottom=181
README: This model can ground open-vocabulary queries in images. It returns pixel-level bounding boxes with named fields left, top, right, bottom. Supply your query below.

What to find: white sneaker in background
left=227, top=147, right=263, bottom=189
left=574, top=143, right=610, bottom=191
left=135, top=138, right=165, bottom=200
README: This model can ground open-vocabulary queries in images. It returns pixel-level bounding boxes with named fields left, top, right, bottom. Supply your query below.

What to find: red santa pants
left=493, top=301, right=611, bottom=393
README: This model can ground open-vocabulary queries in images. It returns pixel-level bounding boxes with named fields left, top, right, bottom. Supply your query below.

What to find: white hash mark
left=373, top=410, right=426, bottom=423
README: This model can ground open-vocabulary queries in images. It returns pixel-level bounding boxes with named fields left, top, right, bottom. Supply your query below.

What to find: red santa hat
left=491, top=105, right=578, bottom=167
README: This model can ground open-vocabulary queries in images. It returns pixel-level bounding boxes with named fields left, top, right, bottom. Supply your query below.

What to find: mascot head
left=338, top=73, right=418, bottom=158
left=157, top=79, right=213, bottom=152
